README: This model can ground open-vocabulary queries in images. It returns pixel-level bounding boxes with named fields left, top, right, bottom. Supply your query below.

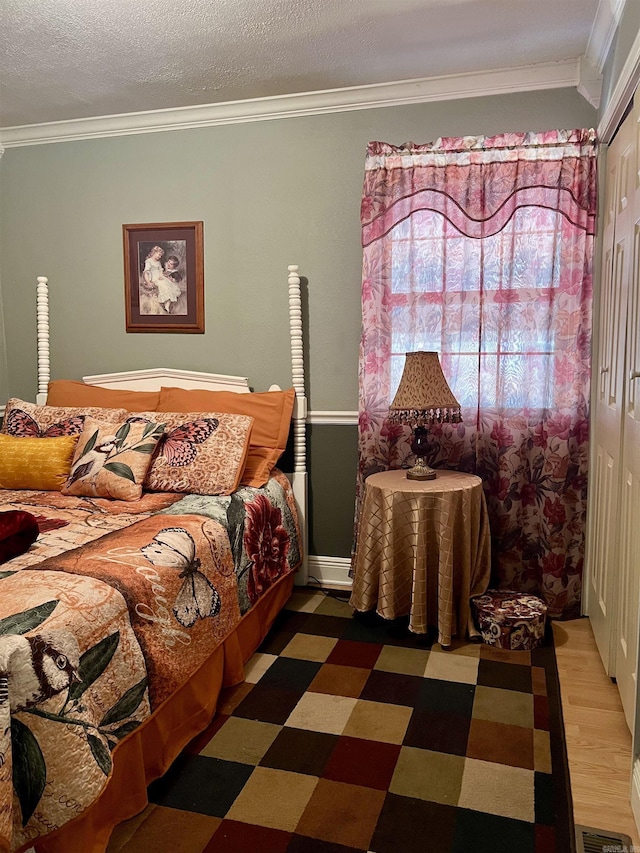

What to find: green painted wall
left=0, top=87, right=596, bottom=557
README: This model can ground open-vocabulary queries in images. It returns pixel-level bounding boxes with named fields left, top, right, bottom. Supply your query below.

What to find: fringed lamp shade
left=389, top=352, right=462, bottom=480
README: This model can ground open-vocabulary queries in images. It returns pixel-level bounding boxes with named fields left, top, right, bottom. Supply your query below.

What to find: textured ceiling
left=0, top=0, right=601, bottom=129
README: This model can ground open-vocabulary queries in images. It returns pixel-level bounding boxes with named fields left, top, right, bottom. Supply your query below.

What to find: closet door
left=588, top=112, right=632, bottom=674
left=615, top=98, right=640, bottom=730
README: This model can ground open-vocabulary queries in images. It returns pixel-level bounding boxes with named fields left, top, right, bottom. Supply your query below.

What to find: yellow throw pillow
left=0, top=434, right=79, bottom=491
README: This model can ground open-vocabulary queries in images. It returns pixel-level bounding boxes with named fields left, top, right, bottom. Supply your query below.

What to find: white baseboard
left=631, top=758, right=640, bottom=837
left=307, top=555, right=353, bottom=589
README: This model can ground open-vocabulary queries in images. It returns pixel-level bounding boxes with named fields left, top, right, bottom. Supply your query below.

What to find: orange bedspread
left=0, top=474, right=299, bottom=853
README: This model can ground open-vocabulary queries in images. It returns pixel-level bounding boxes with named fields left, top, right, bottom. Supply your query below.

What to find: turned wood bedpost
left=287, top=264, right=309, bottom=585
left=36, top=276, right=50, bottom=404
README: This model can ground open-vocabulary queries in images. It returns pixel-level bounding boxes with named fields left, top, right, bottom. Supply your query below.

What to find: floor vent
left=576, top=825, right=634, bottom=853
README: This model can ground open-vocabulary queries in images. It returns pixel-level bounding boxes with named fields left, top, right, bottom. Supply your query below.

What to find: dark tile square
left=452, top=808, right=535, bottom=853
left=534, top=771, right=555, bottom=825
left=296, top=612, right=353, bottom=639
left=534, top=694, right=550, bottom=730
left=370, top=792, right=457, bottom=853
left=260, top=727, right=338, bottom=775
left=323, top=736, right=400, bottom=789
left=260, top=629, right=296, bottom=656
left=403, top=709, right=471, bottom=755
left=535, top=824, right=558, bottom=853
left=360, top=669, right=423, bottom=707
left=231, top=683, right=303, bottom=725
left=260, top=656, right=322, bottom=692
left=326, top=639, right=383, bottom=669
left=343, top=613, right=420, bottom=647
left=416, top=678, right=475, bottom=716
left=286, top=835, right=362, bottom=853
left=148, top=754, right=253, bottom=817
left=205, top=818, right=291, bottom=853
left=477, top=659, right=533, bottom=693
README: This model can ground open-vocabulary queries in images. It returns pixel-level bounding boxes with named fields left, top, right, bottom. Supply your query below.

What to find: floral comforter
left=0, top=471, right=300, bottom=852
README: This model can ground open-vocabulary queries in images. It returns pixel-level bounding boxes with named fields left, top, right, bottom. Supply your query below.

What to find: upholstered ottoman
left=471, top=589, right=548, bottom=650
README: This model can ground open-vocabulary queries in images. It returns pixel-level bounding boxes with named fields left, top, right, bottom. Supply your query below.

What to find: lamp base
left=406, top=459, right=437, bottom=481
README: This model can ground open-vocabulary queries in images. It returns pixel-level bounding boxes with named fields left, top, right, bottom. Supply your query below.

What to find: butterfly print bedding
left=141, top=526, right=221, bottom=627
left=4, top=408, right=85, bottom=438
left=157, top=418, right=218, bottom=467
left=2, top=399, right=128, bottom=440
left=134, top=409, right=254, bottom=495
left=0, top=475, right=299, bottom=853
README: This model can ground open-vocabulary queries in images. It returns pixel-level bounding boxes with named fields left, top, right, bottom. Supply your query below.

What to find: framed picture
left=123, top=221, right=204, bottom=333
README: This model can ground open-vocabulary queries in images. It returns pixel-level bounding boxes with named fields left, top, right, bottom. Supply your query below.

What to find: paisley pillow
left=62, top=417, right=166, bottom=501
left=2, top=398, right=127, bottom=438
left=134, top=410, right=253, bottom=495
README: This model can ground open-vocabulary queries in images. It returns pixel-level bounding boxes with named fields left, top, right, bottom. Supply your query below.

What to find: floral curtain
left=357, top=129, right=597, bottom=619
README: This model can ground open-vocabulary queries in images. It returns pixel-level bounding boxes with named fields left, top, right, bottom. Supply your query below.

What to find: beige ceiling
left=0, top=0, right=605, bottom=130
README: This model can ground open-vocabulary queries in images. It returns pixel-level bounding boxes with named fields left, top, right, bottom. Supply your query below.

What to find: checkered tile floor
left=108, top=590, right=573, bottom=853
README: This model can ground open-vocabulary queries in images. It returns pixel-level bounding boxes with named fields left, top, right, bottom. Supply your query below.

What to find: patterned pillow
left=62, top=417, right=166, bottom=501
left=2, top=398, right=127, bottom=438
left=134, top=410, right=254, bottom=495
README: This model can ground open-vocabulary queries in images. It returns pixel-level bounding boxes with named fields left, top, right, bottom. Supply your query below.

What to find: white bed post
left=287, top=264, right=309, bottom=586
left=36, top=276, right=50, bottom=405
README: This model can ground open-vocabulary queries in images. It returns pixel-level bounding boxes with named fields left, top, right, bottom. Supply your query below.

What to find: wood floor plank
left=554, top=617, right=640, bottom=848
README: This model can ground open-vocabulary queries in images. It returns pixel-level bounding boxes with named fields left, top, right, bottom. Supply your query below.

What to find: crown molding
left=598, top=24, right=640, bottom=142
left=585, top=0, right=626, bottom=72
left=0, top=59, right=579, bottom=148
left=577, top=55, right=602, bottom=109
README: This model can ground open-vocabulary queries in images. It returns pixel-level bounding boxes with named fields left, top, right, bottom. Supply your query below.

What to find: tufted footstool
left=471, top=589, right=548, bottom=651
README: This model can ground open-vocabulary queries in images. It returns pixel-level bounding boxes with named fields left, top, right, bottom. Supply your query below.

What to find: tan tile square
left=281, top=633, right=338, bottom=662
left=226, top=767, right=317, bottom=831
left=285, top=692, right=358, bottom=734
left=390, top=747, right=465, bottom=805
left=424, top=651, right=479, bottom=684
left=244, top=652, right=278, bottom=683
left=314, top=595, right=354, bottom=618
left=199, top=717, right=281, bottom=764
left=343, top=699, right=412, bottom=745
left=118, top=806, right=220, bottom=853
left=458, top=758, right=535, bottom=822
left=297, top=778, right=385, bottom=849
left=534, top=729, right=552, bottom=773
left=308, top=663, right=370, bottom=698
left=286, top=591, right=325, bottom=612
left=472, top=685, right=534, bottom=727
left=374, top=645, right=430, bottom=676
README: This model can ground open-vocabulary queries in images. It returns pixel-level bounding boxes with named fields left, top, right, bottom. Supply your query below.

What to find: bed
left=0, top=267, right=308, bottom=853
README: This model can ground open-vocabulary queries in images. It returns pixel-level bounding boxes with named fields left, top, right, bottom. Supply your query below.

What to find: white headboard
left=33, top=265, right=309, bottom=584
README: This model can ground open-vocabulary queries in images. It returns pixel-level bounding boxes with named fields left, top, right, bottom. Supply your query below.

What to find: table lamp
left=389, top=351, right=462, bottom=480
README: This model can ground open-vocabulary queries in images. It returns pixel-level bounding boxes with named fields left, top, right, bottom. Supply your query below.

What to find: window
left=389, top=207, right=563, bottom=409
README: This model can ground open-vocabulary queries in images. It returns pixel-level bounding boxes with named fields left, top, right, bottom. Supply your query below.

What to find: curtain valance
left=362, top=129, right=597, bottom=245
